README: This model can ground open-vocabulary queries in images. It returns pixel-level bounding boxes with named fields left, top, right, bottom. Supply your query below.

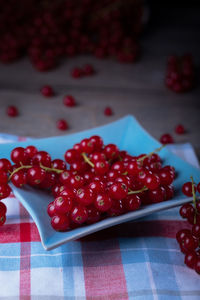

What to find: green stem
left=191, top=176, right=197, bottom=224
left=40, top=164, right=63, bottom=174
left=137, top=144, right=166, bottom=162
left=82, top=153, right=94, bottom=168
left=8, top=165, right=32, bottom=181
left=128, top=186, right=148, bottom=195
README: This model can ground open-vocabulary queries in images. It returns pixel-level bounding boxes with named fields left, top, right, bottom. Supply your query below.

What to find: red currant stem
left=122, top=171, right=128, bottom=175
left=39, top=164, right=63, bottom=174
left=82, top=153, right=94, bottom=168
left=128, top=186, right=148, bottom=195
left=190, top=176, right=197, bottom=224
left=118, top=155, right=123, bottom=162
left=8, top=165, right=32, bottom=180
left=137, top=144, right=166, bottom=162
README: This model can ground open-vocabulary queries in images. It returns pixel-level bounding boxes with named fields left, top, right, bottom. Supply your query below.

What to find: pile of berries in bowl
left=0, top=135, right=176, bottom=231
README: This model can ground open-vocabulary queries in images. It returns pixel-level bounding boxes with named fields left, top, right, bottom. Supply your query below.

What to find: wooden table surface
left=0, top=3, right=199, bottom=157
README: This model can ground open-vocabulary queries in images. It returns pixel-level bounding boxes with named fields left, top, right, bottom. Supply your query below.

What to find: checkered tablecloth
left=0, top=135, right=200, bottom=300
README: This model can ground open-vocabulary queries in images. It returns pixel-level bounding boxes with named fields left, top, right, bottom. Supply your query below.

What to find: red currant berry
left=52, top=184, right=62, bottom=198
left=185, top=252, right=197, bottom=269
left=33, top=151, right=51, bottom=167
left=47, top=201, right=56, bottom=217
left=94, top=194, right=112, bottom=212
left=80, top=138, right=94, bottom=154
left=76, top=187, right=95, bottom=206
left=176, top=229, right=191, bottom=244
left=25, top=145, right=38, bottom=158
left=86, top=206, right=100, bottom=224
left=64, top=149, right=79, bottom=164
left=0, top=202, right=7, bottom=216
left=27, top=166, right=46, bottom=185
left=70, top=160, right=87, bottom=173
left=71, top=67, right=83, bottom=78
left=89, top=136, right=103, bottom=151
left=0, top=215, right=6, bottom=226
left=148, top=186, right=166, bottom=203
left=0, top=184, right=11, bottom=199
left=126, top=160, right=143, bottom=176
left=159, top=169, right=174, bottom=185
left=89, top=152, right=105, bottom=163
left=69, top=174, right=84, bottom=189
left=179, top=203, right=194, bottom=218
left=160, top=134, right=174, bottom=144
left=145, top=174, right=160, bottom=190
left=104, top=106, right=113, bottom=116
left=94, top=160, right=109, bottom=175
left=83, top=64, right=95, bottom=75
left=182, top=182, right=196, bottom=197
left=182, top=234, right=198, bottom=252
left=59, top=186, right=75, bottom=199
left=11, top=170, right=27, bottom=188
left=192, top=224, right=200, bottom=239
left=54, top=195, right=73, bottom=214
left=124, top=194, right=141, bottom=211
left=103, top=144, right=119, bottom=160
left=108, top=199, right=125, bottom=216
left=59, top=170, right=72, bottom=185
left=51, top=214, right=70, bottom=231
left=88, top=181, right=105, bottom=194
left=52, top=159, right=66, bottom=170
left=63, top=95, right=76, bottom=107
left=7, top=105, right=19, bottom=117
left=11, top=147, right=28, bottom=164
left=57, top=119, right=68, bottom=131
left=0, top=159, right=11, bottom=172
left=70, top=205, right=88, bottom=224
left=109, top=182, right=128, bottom=200
left=111, top=161, right=125, bottom=173
left=0, top=170, right=8, bottom=185
left=195, top=258, right=200, bottom=274
left=40, top=85, right=54, bottom=97
left=73, top=143, right=82, bottom=154
left=39, top=172, right=57, bottom=189
left=175, top=124, right=185, bottom=134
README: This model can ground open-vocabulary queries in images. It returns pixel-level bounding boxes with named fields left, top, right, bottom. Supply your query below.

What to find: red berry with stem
left=179, top=203, right=194, bottom=218
left=94, top=194, right=112, bottom=212
left=126, top=160, right=143, bottom=176
left=32, top=151, right=51, bottom=167
left=51, top=214, right=70, bottom=231
left=182, top=234, right=198, bottom=252
left=11, top=170, right=27, bottom=188
left=159, top=169, right=174, bottom=185
left=63, top=95, right=76, bottom=107
left=47, top=201, right=56, bottom=217
left=69, top=174, right=84, bottom=189
left=11, top=147, right=28, bottom=165
left=0, top=202, right=7, bottom=216
left=76, top=187, right=95, bottom=206
left=70, top=205, right=88, bottom=224
left=104, top=106, right=113, bottom=116
left=25, top=145, right=38, bottom=158
left=59, top=170, right=72, bottom=185
left=70, top=160, right=87, bottom=173
left=38, top=172, right=57, bottom=189
left=59, top=186, right=75, bottom=199
left=0, top=159, right=12, bottom=172
left=0, top=184, right=11, bottom=199
left=160, top=134, right=174, bottom=144
left=27, top=166, right=46, bottom=185
left=182, top=182, right=196, bottom=197
left=40, top=85, right=54, bottom=97
left=185, top=252, right=197, bottom=269
left=7, top=105, right=19, bottom=117
left=0, top=170, right=8, bottom=184
left=109, top=182, right=128, bottom=200
left=90, top=152, right=105, bottom=163
left=57, top=119, right=68, bottom=131
left=175, top=124, right=185, bottom=134
left=54, top=195, right=73, bottom=214
left=94, top=160, right=109, bottom=175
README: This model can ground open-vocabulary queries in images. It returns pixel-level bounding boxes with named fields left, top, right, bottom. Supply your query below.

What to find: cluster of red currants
left=165, top=54, right=195, bottom=93
left=0, top=135, right=176, bottom=231
left=0, top=0, right=142, bottom=70
left=176, top=180, right=200, bottom=274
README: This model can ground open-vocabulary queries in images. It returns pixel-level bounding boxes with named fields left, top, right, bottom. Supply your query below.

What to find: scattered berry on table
left=160, top=133, right=174, bottom=144
left=57, top=119, right=69, bottom=131
left=40, top=85, right=54, bottom=97
left=175, top=124, right=186, bottom=135
left=63, top=95, right=76, bottom=107
left=104, top=107, right=113, bottom=116
left=6, top=106, right=19, bottom=117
